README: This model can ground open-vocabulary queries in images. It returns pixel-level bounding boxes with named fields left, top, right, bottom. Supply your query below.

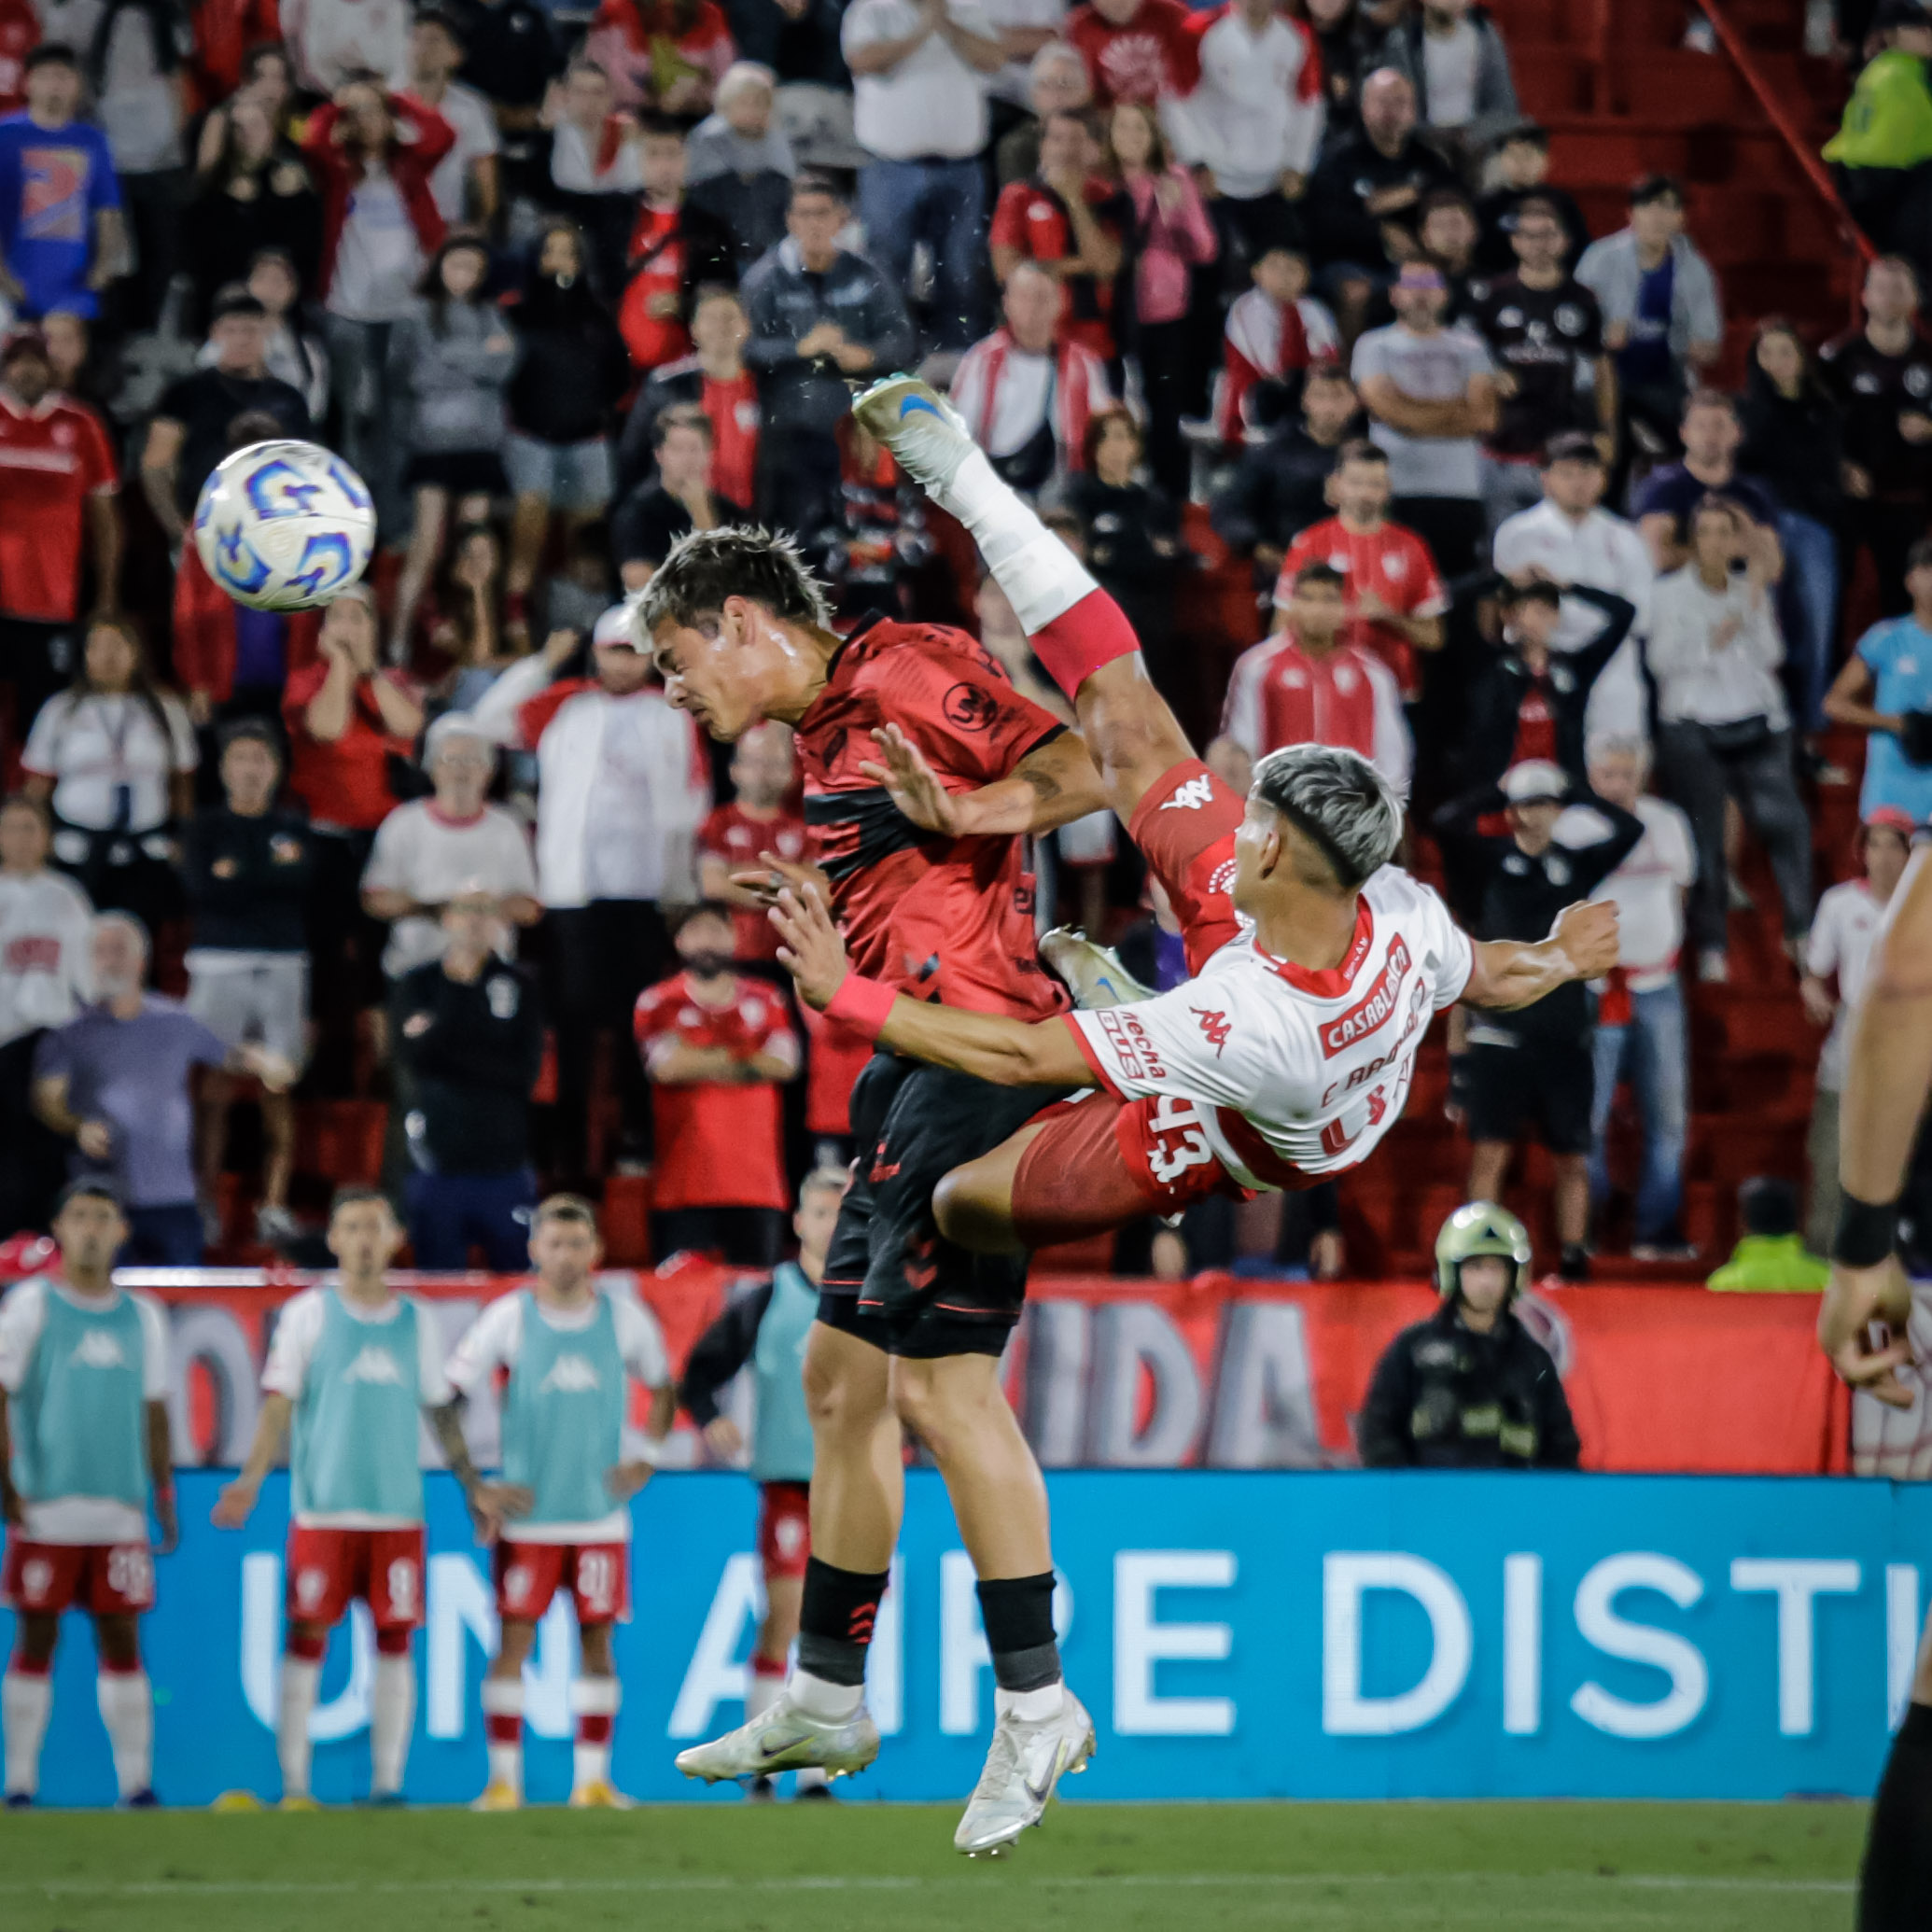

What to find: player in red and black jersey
left=639, top=526, right=1108, bottom=1851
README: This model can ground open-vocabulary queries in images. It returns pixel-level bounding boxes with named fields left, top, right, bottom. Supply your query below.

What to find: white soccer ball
left=191, top=439, right=377, bottom=611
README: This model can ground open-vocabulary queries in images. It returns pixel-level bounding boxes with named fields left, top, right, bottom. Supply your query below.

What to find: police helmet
left=1435, top=1200, right=1533, bottom=1302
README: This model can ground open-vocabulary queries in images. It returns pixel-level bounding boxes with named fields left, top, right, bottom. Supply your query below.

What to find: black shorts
left=1463, top=1036, right=1595, bottom=1156
left=403, top=449, right=510, bottom=497
left=819, top=1052, right=1068, bottom=1360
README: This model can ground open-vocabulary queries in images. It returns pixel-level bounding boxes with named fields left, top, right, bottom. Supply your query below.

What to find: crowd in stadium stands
left=0, top=0, right=1930, bottom=1286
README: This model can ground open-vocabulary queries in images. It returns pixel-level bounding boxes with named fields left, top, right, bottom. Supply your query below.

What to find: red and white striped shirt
left=1277, top=514, right=1446, bottom=700
left=1215, top=287, right=1340, bottom=444
left=950, top=329, right=1113, bottom=473
left=1221, top=632, right=1411, bottom=798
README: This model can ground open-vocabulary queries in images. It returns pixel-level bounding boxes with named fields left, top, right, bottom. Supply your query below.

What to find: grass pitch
left=0, top=1800, right=1867, bottom=1932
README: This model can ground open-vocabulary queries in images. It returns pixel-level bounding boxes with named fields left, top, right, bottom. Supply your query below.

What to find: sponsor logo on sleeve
left=1098, top=1007, right=1169, bottom=1082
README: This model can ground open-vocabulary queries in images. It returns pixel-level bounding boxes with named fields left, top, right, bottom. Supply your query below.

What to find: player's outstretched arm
left=773, top=884, right=1097, bottom=1088
left=1462, top=901, right=1621, bottom=1011
left=859, top=722, right=1109, bottom=838
left=210, top=1392, right=294, bottom=1527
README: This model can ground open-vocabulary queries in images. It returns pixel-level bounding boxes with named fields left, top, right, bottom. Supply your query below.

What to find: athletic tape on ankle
left=824, top=973, right=897, bottom=1040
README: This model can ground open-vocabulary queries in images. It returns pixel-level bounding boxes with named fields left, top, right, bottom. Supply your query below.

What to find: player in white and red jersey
left=772, top=374, right=1619, bottom=1253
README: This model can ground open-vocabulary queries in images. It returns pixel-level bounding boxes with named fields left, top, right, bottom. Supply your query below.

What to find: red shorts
left=757, top=1480, right=811, bottom=1580
left=286, top=1526, right=426, bottom=1632
left=1126, top=757, right=1245, bottom=974
left=1, top=1537, right=155, bottom=1616
left=494, top=1540, right=630, bottom=1626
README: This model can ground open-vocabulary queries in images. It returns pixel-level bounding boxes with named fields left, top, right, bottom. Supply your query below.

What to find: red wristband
left=823, top=973, right=898, bottom=1040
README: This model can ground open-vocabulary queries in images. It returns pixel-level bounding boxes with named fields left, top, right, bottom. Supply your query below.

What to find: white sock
left=95, top=1670, right=152, bottom=1799
left=570, top=1675, right=620, bottom=1791
left=371, top=1653, right=414, bottom=1795
left=745, top=1671, right=783, bottom=1723
left=277, top=1655, right=320, bottom=1799
left=480, top=1676, right=525, bottom=1793
left=3, top=1670, right=51, bottom=1798
left=996, top=1680, right=1066, bottom=1725
left=790, top=1668, right=863, bottom=1724
left=940, top=447, right=1099, bottom=632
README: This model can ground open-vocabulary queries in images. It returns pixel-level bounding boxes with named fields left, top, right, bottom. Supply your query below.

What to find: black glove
left=1897, top=709, right=1932, bottom=766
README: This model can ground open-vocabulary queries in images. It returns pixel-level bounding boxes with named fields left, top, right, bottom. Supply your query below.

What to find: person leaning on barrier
left=1356, top=1201, right=1580, bottom=1470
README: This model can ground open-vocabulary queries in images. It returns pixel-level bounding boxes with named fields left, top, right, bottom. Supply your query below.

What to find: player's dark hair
left=1336, top=439, right=1387, bottom=469
left=533, top=1193, right=599, bottom=1232
left=217, top=718, right=282, bottom=764
left=1630, top=172, right=1684, bottom=208
left=54, top=1178, right=124, bottom=1215
left=655, top=401, right=714, bottom=449
left=637, top=525, right=833, bottom=640
left=329, top=1184, right=396, bottom=1221
left=1292, top=559, right=1347, bottom=593
left=677, top=900, right=736, bottom=936
left=1499, top=578, right=1563, bottom=611
left=1251, top=744, right=1402, bottom=892
left=24, top=42, right=79, bottom=72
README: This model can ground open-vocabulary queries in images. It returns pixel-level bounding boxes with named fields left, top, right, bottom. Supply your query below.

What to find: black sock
left=1861, top=1701, right=1932, bottom=1929
left=796, top=1558, right=889, bottom=1687
left=978, top=1574, right=1060, bottom=1692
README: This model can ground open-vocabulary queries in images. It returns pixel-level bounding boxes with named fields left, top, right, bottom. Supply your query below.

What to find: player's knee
left=579, top=1624, right=615, bottom=1675
left=932, top=1167, right=1011, bottom=1252
left=11, top=1615, right=58, bottom=1669
left=804, top=1343, right=887, bottom=1445
left=887, top=1360, right=949, bottom=1449
left=93, top=1617, right=140, bottom=1672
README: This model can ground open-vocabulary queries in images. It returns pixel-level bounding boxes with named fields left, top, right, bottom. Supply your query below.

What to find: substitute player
left=212, top=1187, right=452, bottom=1808
left=679, top=1169, right=846, bottom=1800
left=434, top=1195, right=674, bottom=1811
left=760, top=375, right=1617, bottom=1255
left=640, top=528, right=1105, bottom=1853
left=0, top=1183, right=172, bottom=1808
left=1814, top=834, right=1932, bottom=1927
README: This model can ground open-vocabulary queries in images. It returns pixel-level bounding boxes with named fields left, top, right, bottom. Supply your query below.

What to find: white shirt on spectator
left=949, top=332, right=1111, bottom=458
left=1646, top=567, right=1789, bottom=729
left=284, top=0, right=413, bottom=96
left=21, top=691, right=197, bottom=835
left=414, top=80, right=499, bottom=223
left=327, top=161, right=423, bottom=322
left=1807, top=878, right=1888, bottom=1092
left=1556, top=793, right=1695, bottom=991
left=1168, top=7, right=1324, bottom=201
left=1492, top=496, right=1654, bottom=747
left=0, top=866, right=92, bottom=1049
left=548, top=118, right=646, bottom=196
left=842, top=0, right=995, bottom=161
left=1351, top=321, right=1492, bottom=500
left=97, top=3, right=187, bottom=172
left=359, top=798, right=539, bottom=979
left=980, top=0, right=1065, bottom=104
left=1421, top=20, right=1480, bottom=127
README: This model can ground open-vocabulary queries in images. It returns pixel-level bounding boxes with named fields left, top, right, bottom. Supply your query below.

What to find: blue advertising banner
left=5, top=1469, right=1929, bottom=1807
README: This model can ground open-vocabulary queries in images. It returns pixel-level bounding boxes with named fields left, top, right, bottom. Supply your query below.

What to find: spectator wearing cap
left=1210, top=362, right=1359, bottom=583
left=1561, top=735, right=1697, bottom=1259
left=0, top=794, right=91, bottom=1239
left=684, top=62, right=795, bottom=271
left=634, top=901, right=799, bottom=1267
left=472, top=606, right=709, bottom=1180
left=400, top=9, right=500, bottom=228
left=1464, top=195, right=1614, bottom=536
left=0, top=326, right=120, bottom=752
left=1825, top=0, right=1932, bottom=259
left=1801, top=807, right=1914, bottom=1253
left=1575, top=175, right=1722, bottom=463
left=1212, top=236, right=1338, bottom=450
left=280, top=585, right=427, bottom=1067
left=32, top=911, right=293, bottom=1263
left=140, top=290, right=313, bottom=554
left=1474, top=123, right=1589, bottom=275
left=360, top=712, right=539, bottom=987
left=612, top=403, right=749, bottom=593
left=741, top=175, right=915, bottom=534
left=0, top=46, right=126, bottom=320
left=1434, top=760, right=1645, bottom=1282
left=1827, top=538, right=1932, bottom=827
left=842, top=0, right=1004, bottom=354
left=181, top=721, right=315, bottom=1248
left=1351, top=257, right=1497, bottom=583
left=1373, top=0, right=1519, bottom=179
left=616, top=285, right=760, bottom=510
left=951, top=261, right=1113, bottom=498
left=392, top=883, right=543, bottom=1269
left=1495, top=462, right=1649, bottom=752
left=1648, top=496, right=1812, bottom=983
left=1218, top=558, right=1412, bottom=796
left=1706, top=1178, right=1829, bottom=1292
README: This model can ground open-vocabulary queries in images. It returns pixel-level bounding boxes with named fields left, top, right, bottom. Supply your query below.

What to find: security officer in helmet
left=1357, top=1202, right=1581, bottom=1469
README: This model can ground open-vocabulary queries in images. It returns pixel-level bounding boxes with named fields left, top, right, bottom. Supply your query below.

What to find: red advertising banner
left=105, top=1263, right=1848, bottom=1477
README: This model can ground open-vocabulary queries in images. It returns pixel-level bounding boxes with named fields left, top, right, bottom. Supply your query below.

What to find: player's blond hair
left=1252, top=744, right=1403, bottom=890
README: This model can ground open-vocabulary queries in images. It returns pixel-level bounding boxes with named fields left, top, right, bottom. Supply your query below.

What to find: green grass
left=0, top=1801, right=1869, bottom=1932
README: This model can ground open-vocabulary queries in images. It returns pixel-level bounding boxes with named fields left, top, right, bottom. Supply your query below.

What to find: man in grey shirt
left=1351, top=259, right=1498, bottom=582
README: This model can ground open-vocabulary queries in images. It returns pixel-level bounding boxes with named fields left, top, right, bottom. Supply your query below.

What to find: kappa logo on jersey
left=538, top=1353, right=601, bottom=1394
left=341, top=1344, right=406, bottom=1386
left=1159, top=775, right=1216, bottom=813
left=941, top=681, right=1000, bottom=732
left=1191, top=1007, right=1232, bottom=1056
left=1320, top=936, right=1412, bottom=1058
left=69, top=1328, right=129, bottom=1370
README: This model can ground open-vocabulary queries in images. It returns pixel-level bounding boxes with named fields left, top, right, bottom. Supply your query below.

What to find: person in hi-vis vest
left=434, top=1195, right=675, bottom=1811
left=679, top=1168, right=844, bottom=1799
left=1, top=1182, right=174, bottom=1808
left=212, top=1188, right=454, bottom=1808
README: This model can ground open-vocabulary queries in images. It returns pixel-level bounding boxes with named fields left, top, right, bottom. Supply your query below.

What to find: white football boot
left=1039, top=928, right=1154, bottom=1011
left=850, top=374, right=978, bottom=502
left=674, top=1690, right=880, bottom=1786
left=954, top=1688, right=1097, bottom=1857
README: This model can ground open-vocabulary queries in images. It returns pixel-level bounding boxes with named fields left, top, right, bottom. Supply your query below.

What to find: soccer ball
left=191, top=439, right=377, bottom=611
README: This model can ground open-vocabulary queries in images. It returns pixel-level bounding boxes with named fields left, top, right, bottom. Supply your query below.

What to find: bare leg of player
left=801, top=1324, right=903, bottom=1575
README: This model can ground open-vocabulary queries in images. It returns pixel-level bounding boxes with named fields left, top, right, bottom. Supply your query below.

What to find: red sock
left=1028, top=589, right=1141, bottom=705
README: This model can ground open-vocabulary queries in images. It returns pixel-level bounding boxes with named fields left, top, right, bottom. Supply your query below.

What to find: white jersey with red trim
left=1065, top=865, right=1474, bottom=1185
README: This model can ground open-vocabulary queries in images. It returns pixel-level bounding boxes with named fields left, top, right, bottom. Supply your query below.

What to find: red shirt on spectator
left=699, top=800, right=806, bottom=962
left=587, top=0, right=735, bottom=108
left=189, top=0, right=281, bottom=105
left=802, top=1001, right=870, bottom=1141
left=0, top=391, right=115, bottom=623
left=281, top=662, right=423, bottom=831
left=701, top=370, right=758, bottom=509
left=1510, top=681, right=1559, bottom=767
left=1277, top=515, right=1445, bottom=701
left=634, top=969, right=796, bottom=1210
left=1064, top=0, right=1200, bottom=105
left=619, top=206, right=692, bottom=371
left=988, top=175, right=1127, bottom=360
left=0, top=0, right=39, bottom=114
